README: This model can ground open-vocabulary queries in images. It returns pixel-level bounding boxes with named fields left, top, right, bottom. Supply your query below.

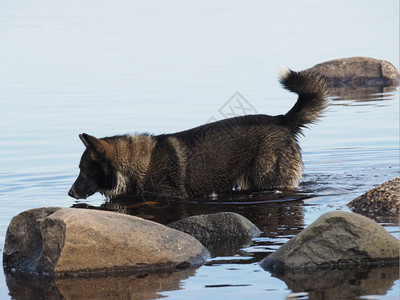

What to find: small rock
left=3, top=207, right=209, bottom=276
left=348, top=177, right=399, bottom=218
left=167, top=212, right=261, bottom=257
left=260, top=211, right=399, bottom=272
left=306, top=57, right=400, bottom=87
left=167, top=212, right=261, bottom=241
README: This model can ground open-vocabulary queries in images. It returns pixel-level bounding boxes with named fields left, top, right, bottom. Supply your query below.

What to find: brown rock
left=3, top=207, right=209, bottom=276
left=260, top=211, right=399, bottom=272
left=306, top=57, right=400, bottom=87
left=348, top=177, right=399, bottom=219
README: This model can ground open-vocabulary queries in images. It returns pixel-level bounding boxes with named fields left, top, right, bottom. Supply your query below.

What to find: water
left=0, top=0, right=399, bottom=299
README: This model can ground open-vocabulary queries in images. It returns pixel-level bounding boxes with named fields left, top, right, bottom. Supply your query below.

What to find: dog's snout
left=68, top=186, right=78, bottom=199
left=68, top=177, right=95, bottom=199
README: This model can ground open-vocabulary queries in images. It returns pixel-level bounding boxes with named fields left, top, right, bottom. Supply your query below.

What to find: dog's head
left=68, top=133, right=115, bottom=199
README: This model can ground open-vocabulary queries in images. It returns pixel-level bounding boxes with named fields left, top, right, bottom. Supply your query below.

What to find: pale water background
left=0, top=1, right=399, bottom=299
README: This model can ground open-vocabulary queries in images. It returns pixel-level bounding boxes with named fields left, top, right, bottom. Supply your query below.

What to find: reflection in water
left=5, top=268, right=196, bottom=300
left=73, top=189, right=309, bottom=235
left=268, top=265, right=399, bottom=300
left=330, top=86, right=397, bottom=103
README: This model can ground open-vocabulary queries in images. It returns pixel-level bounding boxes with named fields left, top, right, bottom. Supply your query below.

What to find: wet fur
left=69, top=69, right=330, bottom=199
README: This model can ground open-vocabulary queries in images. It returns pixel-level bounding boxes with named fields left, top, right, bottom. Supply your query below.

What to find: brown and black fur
left=68, top=69, right=330, bottom=199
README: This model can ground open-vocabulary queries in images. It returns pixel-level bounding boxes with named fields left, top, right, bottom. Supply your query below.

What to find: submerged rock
left=306, top=57, right=400, bottom=87
left=348, top=177, right=399, bottom=218
left=167, top=212, right=261, bottom=241
left=3, top=207, right=209, bottom=276
left=260, top=211, right=399, bottom=272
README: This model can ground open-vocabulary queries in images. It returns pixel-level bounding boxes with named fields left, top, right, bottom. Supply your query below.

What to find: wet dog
left=68, top=68, right=329, bottom=199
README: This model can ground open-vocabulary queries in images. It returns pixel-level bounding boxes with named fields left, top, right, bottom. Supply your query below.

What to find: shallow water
left=1, top=1, right=399, bottom=299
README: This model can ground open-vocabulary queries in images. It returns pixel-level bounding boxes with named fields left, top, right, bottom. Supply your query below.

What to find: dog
left=68, top=68, right=329, bottom=200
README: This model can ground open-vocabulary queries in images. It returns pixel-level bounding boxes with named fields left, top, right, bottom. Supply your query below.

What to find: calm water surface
left=0, top=1, right=399, bottom=299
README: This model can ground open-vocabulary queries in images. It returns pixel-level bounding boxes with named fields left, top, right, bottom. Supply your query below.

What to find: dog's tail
left=280, top=67, right=330, bottom=134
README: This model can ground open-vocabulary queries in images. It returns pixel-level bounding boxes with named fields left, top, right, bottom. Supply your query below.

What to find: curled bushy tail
left=280, top=68, right=330, bottom=134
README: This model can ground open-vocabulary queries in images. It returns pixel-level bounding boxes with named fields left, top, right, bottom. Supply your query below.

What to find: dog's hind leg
left=250, top=138, right=302, bottom=190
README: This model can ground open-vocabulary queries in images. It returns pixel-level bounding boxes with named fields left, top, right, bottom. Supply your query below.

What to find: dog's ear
left=79, top=133, right=92, bottom=148
left=79, top=133, right=112, bottom=159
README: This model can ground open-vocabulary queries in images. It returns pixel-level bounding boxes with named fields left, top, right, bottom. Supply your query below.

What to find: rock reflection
left=5, top=268, right=196, bottom=300
left=330, top=85, right=397, bottom=103
left=199, top=236, right=254, bottom=258
left=266, top=265, right=399, bottom=300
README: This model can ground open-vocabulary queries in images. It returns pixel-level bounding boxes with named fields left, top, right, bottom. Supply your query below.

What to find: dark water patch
left=205, top=284, right=252, bottom=288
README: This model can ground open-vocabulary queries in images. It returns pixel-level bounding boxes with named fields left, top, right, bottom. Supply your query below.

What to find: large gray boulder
left=348, top=177, right=399, bottom=219
left=260, top=211, right=399, bottom=272
left=3, top=207, right=209, bottom=276
left=306, top=57, right=400, bottom=87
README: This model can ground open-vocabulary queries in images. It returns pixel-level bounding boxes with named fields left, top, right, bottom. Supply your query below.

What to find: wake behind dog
left=69, top=69, right=330, bottom=200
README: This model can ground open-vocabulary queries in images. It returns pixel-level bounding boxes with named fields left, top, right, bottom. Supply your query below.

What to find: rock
left=167, top=212, right=261, bottom=241
left=3, top=207, right=209, bottom=276
left=306, top=57, right=400, bottom=87
left=348, top=177, right=399, bottom=219
left=167, top=212, right=261, bottom=257
left=260, top=211, right=399, bottom=272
